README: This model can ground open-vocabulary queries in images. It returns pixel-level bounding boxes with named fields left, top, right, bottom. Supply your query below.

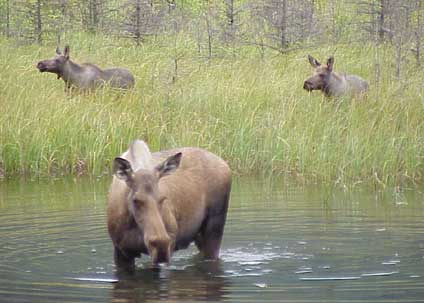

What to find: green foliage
left=0, top=34, right=423, bottom=187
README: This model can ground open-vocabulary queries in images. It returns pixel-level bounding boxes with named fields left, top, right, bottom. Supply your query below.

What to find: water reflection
left=111, top=260, right=229, bottom=303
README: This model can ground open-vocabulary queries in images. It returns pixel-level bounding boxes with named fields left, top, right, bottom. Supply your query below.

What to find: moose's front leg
left=114, top=247, right=135, bottom=273
left=64, top=83, right=72, bottom=95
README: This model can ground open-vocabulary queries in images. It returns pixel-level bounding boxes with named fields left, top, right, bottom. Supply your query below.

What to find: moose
left=107, top=140, right=232, bottom=272
left=303, top=55, right=368, bottom=98
left=36, top=45, right=135, bottom=91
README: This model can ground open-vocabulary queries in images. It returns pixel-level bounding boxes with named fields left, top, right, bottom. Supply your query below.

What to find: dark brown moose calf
left=107, top=140, right=231, bottom=272
left=303, top=55, right=368, bottom=98
left=37, top=45, right=134, bottom=91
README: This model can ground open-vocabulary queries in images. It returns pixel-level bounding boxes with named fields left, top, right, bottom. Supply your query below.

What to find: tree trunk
left=224, top=0, right=235, bottom=43
left=377, top=0, right=386, bottom=43
left=414, top=0, right=422, bottom=66
left=6, top=0, right=10, bottom=38
left=57, top=1, right=67, bottom=45
left=226, top=0, right=234, bottom=41
left=206, top=14, right=212, bottom=58
left=330, top=0, right=337, bottom=42
left=280, top=0, right=288, bottom=49
left=204, top=4, right=213, bottom=59
left=373, top=1, right=381, bottom=96
left=135, top=0, right=142, bottom=46
left=89, top=0, right=98, bottom=33
left=226, top=0, right=234, bottom=27
left=35, top=0, right=42, bottom=45
left=394, top=6, right=411, bottom=80
left=309, top=0, right=314, bottom=36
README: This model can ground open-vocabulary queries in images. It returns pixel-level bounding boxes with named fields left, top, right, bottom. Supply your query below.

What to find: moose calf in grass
left=303, top=55, right=368, bottom=98
left=37, top=45, right=134, bottom=92
left=107, top=140, right=232, bottom=272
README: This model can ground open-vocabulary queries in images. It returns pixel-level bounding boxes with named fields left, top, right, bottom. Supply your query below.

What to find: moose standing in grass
left=303, top=55, right=368, bottom=98
left=37, top=45, right=135, bottom=92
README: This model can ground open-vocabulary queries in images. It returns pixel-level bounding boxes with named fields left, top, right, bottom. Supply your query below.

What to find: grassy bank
left=0, top=34, right=423, bottom=187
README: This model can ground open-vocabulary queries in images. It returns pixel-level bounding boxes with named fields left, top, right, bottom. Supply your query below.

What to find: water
left=0, top=177, right=423, bottom=302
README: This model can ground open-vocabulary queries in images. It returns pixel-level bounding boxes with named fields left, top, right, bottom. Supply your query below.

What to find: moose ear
left=63, top=45, right=70, bottom=59
left=326, top=56, right=334, bottom=71
left=156, top=152, right=182, bottom=179
left=308, top=55, right=321, bottom=68
left=113, top=157, right=134, bottom=182
left=56, top=47, right=62, bottom=55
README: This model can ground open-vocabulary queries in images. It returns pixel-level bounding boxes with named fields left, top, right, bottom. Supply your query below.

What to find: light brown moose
left=303, top=55, right=368, bottom=98
left=37, top=45, right=135, bottom=91
left=107, top=140, right=231, bottom=272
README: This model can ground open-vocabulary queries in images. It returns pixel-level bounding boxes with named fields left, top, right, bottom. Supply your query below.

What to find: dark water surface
left=0, top=178, right=423, bottom=303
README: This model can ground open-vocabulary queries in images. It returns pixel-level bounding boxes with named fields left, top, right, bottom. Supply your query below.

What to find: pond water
left=0, top=177, right=423, bottom=303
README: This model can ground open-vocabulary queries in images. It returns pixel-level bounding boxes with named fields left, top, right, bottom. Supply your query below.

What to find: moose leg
left=114, top=247, right=135, bottom=273
left=195, top=212, right=227, bottom=260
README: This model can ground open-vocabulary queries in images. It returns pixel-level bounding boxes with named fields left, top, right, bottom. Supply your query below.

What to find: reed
left=0, top=34, right=422, bottom=187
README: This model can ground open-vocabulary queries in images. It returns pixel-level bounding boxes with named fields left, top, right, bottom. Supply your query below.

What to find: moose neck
left=323, top=72, right=347, bottom=97
left=61, top=60, right=84, bottom=85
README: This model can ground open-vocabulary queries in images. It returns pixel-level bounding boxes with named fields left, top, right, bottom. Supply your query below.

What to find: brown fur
left=303, top=55, right=369, bottom=98
left=107, top=140, right=231, bottom=271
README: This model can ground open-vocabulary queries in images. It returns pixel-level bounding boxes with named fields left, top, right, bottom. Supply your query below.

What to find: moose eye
left=133, top=199, right=145, bottom=209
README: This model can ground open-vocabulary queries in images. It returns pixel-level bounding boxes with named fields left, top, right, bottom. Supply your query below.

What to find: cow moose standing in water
left=303, top=55, right=368, bottom=98
left=36, top=45, right=135, bottom=91
left=107, top=140, right=232, bottom=272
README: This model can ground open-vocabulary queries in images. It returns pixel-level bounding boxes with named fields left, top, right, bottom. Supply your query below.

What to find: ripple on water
left=220, top=247, right=281, bottom=263
left=361, top=271, right=398, bottom=277
left=382, top=260, right=401, bottom=265
left=216, top=247, right=281, bottom=278
left=295, top=270, right=313, bottom=274
left=72, top=277, right=118, bottom=283
left=300, top=276, right=362, bottom=281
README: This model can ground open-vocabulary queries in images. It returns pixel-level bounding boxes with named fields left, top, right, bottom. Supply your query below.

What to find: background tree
left=0, top=0, right=422, bottom=73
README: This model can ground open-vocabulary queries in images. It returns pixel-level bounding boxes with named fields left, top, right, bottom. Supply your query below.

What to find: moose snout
left=303, top=80, right=312, bottom=91
left=147, top=236, right=171, bottom=265
left=37, top=61, right=46, bottom=72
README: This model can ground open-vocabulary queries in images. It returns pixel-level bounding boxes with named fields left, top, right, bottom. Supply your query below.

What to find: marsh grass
left=0, top=34, right=423, bottom=187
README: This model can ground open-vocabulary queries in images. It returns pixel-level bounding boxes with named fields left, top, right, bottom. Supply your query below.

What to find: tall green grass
left=0, top=34, right=423, bottom=187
